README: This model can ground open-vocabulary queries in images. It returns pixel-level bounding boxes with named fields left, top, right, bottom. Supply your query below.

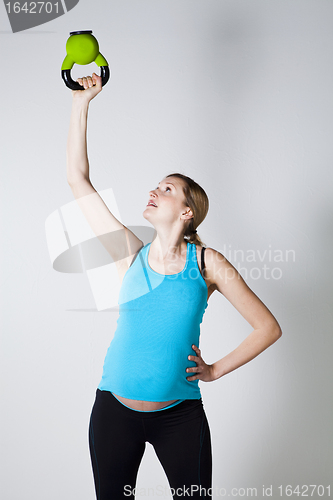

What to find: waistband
left=96, top=389, right=203, bottom=419
left=111, top=392, right=185, bottom=412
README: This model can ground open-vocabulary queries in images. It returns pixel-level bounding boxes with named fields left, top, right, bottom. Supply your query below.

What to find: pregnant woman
left=66, top=73, right=282, bottom=499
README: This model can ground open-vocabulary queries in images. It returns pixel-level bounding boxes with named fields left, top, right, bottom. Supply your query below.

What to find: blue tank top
left=97, top=241, right=208, bottom=401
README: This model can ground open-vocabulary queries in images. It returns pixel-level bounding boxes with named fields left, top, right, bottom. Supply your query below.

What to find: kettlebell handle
left=62, top=65, right=110, bottom=90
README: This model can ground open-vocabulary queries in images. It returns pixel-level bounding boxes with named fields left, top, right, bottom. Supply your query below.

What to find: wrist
left=71, top=96, right=90, bottom=111
left=212, top=360, right=225, bottom=380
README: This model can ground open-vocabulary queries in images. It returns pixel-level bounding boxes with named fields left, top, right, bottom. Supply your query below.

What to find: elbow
left=272, top=323, right=282, bottom=341
left=263, top=320, right=282, bottom=343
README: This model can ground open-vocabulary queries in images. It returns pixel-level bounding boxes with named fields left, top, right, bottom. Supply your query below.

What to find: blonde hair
left=165, top=172, right=209, bottom=247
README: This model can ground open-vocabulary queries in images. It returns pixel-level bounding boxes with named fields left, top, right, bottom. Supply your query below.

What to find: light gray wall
left=1, top=1, right=332, bottom=498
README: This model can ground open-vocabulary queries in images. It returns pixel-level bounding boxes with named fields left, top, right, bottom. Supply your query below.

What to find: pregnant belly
left=112, top=393, right=178, bottom=411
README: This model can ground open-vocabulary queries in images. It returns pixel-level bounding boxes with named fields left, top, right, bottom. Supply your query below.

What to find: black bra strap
left=201, top=247, right=206, bottom=279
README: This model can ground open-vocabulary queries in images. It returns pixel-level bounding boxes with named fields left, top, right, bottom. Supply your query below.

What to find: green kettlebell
left=61, top=30, right=110, bottom=90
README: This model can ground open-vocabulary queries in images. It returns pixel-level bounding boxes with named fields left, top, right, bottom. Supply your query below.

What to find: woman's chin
left=143, top=207, right=154, bottom=217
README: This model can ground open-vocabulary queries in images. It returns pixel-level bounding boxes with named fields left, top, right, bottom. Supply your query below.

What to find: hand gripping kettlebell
left=61, top=30, right=110, bottom=90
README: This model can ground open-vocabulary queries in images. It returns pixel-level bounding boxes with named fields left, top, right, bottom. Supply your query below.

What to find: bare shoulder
left=203, top=246, right=241, bottom=291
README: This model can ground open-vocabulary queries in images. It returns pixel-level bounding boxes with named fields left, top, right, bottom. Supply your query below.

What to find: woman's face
left=143, top=176, right=192, bottom=226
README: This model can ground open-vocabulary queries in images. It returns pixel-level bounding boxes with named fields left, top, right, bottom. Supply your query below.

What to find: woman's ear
left=181, top=208, right=193, bottom=222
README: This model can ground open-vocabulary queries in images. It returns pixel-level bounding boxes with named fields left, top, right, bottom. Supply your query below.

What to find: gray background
left=1, top=0, right=332, bottom=498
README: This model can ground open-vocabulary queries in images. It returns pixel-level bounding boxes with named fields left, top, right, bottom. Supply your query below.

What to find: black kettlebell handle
left=61, top=66, right=110, bottom=91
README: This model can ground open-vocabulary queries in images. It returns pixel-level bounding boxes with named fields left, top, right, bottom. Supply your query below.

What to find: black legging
left=89, top=389, right=212, bottom=499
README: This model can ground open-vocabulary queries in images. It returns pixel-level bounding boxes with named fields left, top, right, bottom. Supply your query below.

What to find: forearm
left=212, top=324, right=282, bottom=380
left=66, top=99, right=90, bottom=184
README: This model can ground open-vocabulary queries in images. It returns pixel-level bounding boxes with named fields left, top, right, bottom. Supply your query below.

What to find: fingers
left=187, top=368, right=199, bottom=381
left=76, top=75, right=94, bottom=89
left=192, top=344, right=201, bottom=355
left=76, top=73, right=102, bottom=89
left=187, top=355, right=200, bottom=373
left=187, top=346, right=201, bottom=378
left=186, top=345, right=202, bottom=381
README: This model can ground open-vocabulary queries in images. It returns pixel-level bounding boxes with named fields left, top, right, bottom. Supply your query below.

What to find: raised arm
left=66, top=73, right=143, bottom=271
